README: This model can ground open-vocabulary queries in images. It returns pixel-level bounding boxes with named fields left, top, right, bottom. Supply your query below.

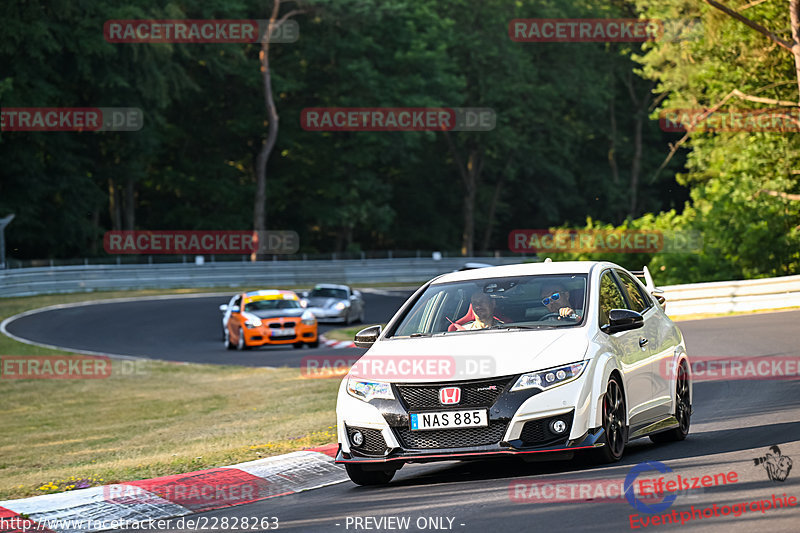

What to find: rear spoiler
left=630, top=266, right=666, bottom=310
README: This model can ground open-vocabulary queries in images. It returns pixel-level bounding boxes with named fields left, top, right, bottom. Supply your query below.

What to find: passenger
left=454, top=292, right=504, bottom=330
left=540, top=282, right=582, bottom=320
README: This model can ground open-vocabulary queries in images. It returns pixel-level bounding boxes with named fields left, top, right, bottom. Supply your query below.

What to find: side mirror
left=299, top=300, right=308, bottom=308
left=354, top=325, right=382, bottom=349
left=601, top=309, right=644, bottom=334
left=350, top=294, right=359, bottom=301
left=301, top=291, right=309, bottom=298
left=219, top=304, right=228, bottom=312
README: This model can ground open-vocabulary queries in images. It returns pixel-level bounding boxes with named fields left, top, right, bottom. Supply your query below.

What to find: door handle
left=639, top=337, right=649, bottom=348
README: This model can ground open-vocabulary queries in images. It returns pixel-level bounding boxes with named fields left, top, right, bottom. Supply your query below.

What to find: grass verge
left=0, top=289, right=344, bottom=501
left=322, top=325, right=385, bottom=342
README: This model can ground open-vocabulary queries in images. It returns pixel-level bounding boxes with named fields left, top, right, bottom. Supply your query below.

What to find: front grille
left=346, top=426, right=387, bottom=455
left=394, top=421, right=508, bottom=449
left=519, top=412, right=573, bottom=447
left=268, top=321, right=297, bottom=328
left=396, top=377, right=514, bottom=410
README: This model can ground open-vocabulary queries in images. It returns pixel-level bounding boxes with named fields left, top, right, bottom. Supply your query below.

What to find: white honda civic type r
left=335, top=261, right=692, bottom=485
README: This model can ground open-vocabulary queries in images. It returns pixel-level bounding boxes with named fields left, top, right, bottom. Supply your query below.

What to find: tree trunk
left=629, top=113, right=643, bottom=217
left=124, top=178, right=135, bottom=230
left=480, top=176, right=503, bottom=253
left=462, top=177, right=476, bottom=256
left=481, top=155, right=512, bottom=252
left=624, top=75, right=654, bottom=217
left=790, top=0, right=800, bottom=104
left=607, top=71, right=620, bottom=185
left=444, top=132, right=484, bottom=257
left=90, top=207, right=99, bottom=255
left=108, top=178, right=121, bottom=231
left=254, top=1, right=287, bottom=233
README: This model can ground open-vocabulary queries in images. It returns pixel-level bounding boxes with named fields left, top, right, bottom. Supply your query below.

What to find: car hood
left=349, top=328, right=590, bottom=383
left=306, top=297, right=341, bottom=308
left=249, top=308, right=305, bottom=319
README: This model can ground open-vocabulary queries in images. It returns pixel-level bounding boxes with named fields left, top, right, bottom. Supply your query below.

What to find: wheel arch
left=587, top=351, right=629, bottom=429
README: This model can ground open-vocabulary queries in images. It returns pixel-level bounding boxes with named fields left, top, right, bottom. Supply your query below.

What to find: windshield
left=308, top=288, right=348, bottom=299
left=390, top=274, right=588, bottom=337
left=244, top=299, right=301, bottom=312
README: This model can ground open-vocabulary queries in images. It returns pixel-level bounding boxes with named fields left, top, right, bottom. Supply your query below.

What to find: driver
left=454, top=292, right=503, bottom=330
left=540, top=282, right=582, bottom=320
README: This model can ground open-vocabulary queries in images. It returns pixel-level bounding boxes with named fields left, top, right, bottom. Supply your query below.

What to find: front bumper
left=335, top=431, right=604, bottom=464
left=308, top=307, right=348, bottom=322
left=243, top=322, right=318, bottom=346
left=335, top=370, right=601, bottom=465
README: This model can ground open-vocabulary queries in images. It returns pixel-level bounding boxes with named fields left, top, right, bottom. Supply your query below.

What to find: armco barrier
left=661, top=274, right=800, bottom=316
left=0, top=257, right=520, bottom=297
left=1, top=261, right=799, bottom=317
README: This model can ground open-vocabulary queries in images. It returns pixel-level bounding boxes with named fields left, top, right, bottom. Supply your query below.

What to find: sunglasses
left=541, top=292, right=560, bottom=306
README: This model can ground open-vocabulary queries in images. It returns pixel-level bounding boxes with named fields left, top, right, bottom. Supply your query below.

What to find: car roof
left=433, top=261, right=603, bottom=284
left=243, top=289, right=298, bottom=302
left=311, top=283, right=349, bottom=290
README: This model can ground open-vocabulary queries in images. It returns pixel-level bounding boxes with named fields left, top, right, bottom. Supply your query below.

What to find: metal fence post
left=0, top=214, right=14, bottom=269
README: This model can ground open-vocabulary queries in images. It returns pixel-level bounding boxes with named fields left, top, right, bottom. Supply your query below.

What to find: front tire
left=345, top=464, right=396, bottom=486
left=236, top=328, right=248, bottom=351
left=592, top=375, right=627, bottom=464
left=650, top=361, right=691, bottom=443
left=224, top=328, right=235, bottom=350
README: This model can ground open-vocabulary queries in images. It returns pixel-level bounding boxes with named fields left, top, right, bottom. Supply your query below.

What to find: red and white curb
left=319, top=335, right=355, bottom=349
left=0, top=445, right=345, bottom=533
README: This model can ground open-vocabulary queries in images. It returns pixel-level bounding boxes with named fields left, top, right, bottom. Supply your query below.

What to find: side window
left=598, top=272, right=626, bottom=328
left=233, top=296, right=242, bottom=312
left=616, top=271, right=650, bottom=313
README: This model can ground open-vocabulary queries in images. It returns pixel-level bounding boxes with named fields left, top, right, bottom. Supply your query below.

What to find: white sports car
left=335, top=261, right=692, bottom=485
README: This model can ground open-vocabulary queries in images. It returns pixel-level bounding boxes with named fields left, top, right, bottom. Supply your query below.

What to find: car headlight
left=333, top=301, right=347, bottom=310
left=346, top=378, right=394, bottom=402
left=301, top=310, right=316, bottom=325
left=244, top=317, right=262, bottom=329
left=511, top=361, right=587, bottom=392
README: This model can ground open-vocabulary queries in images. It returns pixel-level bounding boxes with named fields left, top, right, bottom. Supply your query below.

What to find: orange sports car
left=222, top=290, right=318, bottom=350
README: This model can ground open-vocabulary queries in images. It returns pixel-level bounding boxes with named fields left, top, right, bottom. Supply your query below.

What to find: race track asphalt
left=4, top=294, right=800, bottom=532
left=2, top=289, right=413, bottom=367
left=162, top=311, right=800, bottom=533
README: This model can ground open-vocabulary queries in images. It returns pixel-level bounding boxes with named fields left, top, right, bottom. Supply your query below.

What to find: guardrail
left=2, top=260, right=798, bottom=317
left=662, top=274, right=800, bottom=316
left=0, top=257, right=521, bottom=298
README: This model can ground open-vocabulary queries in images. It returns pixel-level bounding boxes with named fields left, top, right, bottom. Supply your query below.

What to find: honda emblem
left=439, top=387, right=461, bottom=405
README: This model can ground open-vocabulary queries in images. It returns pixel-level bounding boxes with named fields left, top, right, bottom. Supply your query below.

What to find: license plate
left=271, top=328, right=295, bottom=336
left=410, top=410, right=488, bottom=431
